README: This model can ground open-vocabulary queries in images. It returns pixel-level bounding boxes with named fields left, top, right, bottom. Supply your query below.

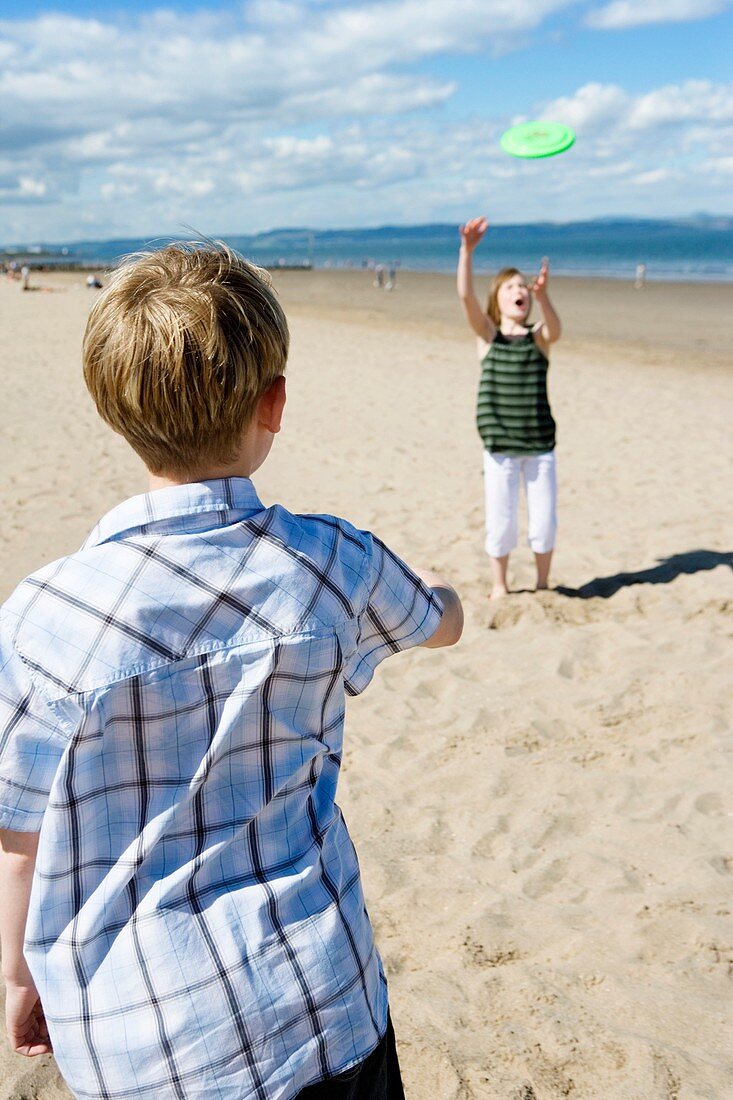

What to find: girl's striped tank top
left=476, top=329, right=556, bottom=456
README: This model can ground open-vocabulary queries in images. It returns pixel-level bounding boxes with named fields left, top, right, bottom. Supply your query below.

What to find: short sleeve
left=0, top=627, right=67, bottom=831
left=343, top=534, right=443, bottom=696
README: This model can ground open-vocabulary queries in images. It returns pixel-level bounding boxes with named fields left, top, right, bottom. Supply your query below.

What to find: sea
left=5, top=218, right=733, bottom=282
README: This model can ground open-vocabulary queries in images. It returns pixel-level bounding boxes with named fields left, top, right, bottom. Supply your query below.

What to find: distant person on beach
left=386, top=262, right=398, bottom=291
left=86, top=273, right=103, bottom=289
left=374, top=263, right=385, bottom=288
left=457, top=216, right=562, bottom=599
left=634, top=262, right=647, bottom=289
left=20, top=265, right=30, bottom=291
left=0, top=242, right=463, bottom=1098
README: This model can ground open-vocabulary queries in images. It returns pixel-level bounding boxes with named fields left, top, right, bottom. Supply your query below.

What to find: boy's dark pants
left=295, top=1014, right=405, bottom=1099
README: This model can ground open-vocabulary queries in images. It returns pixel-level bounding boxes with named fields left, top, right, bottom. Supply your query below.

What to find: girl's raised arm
left=457, top=218, right=495, bottom=343
left=531, top=259, right=561, bottom=344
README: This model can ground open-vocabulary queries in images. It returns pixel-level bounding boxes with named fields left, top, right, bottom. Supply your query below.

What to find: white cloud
left=152, top=172, right=215, bottom=198
left=509, top=79, right=733, bottom=218
left=0, top=2, right=730, bottom=239
left=631, top=168, right=676, bottom=185
left=0, top=1, right=572, bottom=134
left=587, top=0, right=731, bottom=30
left=235, top=125, right=429, bottom=193
left=540, top=79, right=733, bottom=134
left=706, top=155, right=733, bottom=174
left=100, top=182, right=139, bottom=200
left=0, top=0, right=580, bottom=238
left=0, top=2, right=536, bottom=172
left=628, top=81, right=733, bottom=129
left=19, top=177, right=47, bottom=197
left=538, top=82, right=628, bottom=133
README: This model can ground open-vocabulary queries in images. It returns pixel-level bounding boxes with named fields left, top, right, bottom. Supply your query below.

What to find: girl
left=457, top=216, right=562, bottom=599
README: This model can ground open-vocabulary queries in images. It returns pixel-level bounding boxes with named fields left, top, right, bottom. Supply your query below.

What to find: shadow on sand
left=556, top=549, right=733, bottom=601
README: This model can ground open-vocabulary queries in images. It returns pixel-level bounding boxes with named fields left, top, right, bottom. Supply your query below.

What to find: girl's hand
left=531, top=257, right=550, bottom=295
left=459, top=217, right=488, bottom=252
left=5, top=981, right=52, bottom=1057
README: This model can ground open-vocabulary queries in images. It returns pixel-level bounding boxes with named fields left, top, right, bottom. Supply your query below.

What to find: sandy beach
left=1, top=267, right=731, bottom=1099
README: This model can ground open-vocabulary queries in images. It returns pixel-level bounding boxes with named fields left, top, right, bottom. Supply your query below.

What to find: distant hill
left=4, top=216, right=731, bottom=259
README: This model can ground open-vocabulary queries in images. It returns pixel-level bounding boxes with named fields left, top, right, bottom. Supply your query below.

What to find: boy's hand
left=459, top=217, right=488, bottom=252
left=531, top=257, right=550, bottom=296
left=5, top=981, right=52, bottom=1056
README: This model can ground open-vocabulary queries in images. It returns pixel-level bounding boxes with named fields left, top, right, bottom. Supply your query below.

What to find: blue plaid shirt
left=0, top=479, right=442, bottom=1100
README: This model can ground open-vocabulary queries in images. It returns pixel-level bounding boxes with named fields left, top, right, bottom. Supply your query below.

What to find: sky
left=0, top=0, right=731, bottom=243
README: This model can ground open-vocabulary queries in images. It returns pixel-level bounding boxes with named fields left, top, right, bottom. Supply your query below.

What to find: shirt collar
left=82, top=478, right=266, bottom=549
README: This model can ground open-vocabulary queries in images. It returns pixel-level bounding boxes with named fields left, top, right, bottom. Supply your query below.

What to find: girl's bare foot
left=535, top=582, right=549, bottom=592
left=489, top=555, right=510, bottom=600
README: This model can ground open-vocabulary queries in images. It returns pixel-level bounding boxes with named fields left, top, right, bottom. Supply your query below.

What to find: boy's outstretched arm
left=413, top=569, right=464, bottom=648
left=0, top=829, right=52, bottom=1057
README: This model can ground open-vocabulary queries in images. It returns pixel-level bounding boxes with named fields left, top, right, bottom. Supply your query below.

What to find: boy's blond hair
left=83, top=242, right=289, bottom=476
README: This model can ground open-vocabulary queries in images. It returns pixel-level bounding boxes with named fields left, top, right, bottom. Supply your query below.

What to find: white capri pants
left=483, top=450, right=557, bottom=558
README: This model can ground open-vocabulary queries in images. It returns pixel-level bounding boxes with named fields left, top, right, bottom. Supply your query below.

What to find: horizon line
left=4, top=211, right=733, bottom=251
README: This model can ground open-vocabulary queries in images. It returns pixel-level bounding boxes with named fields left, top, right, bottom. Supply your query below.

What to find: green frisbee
left=500, top=120, right=575, bottom=159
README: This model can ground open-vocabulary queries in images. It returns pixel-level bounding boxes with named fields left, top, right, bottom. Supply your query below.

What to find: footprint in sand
left=403, top=1043, right=464, bottom=1100
left=521, top=858, right=568, bottom=899
left=685, top=597, right=732, bottom=620
left=709, top=854, right=733, bottom=875
left=652, top=1051, right=682, bottom=1100
left=557, top=655, right=574, bottom=679
left=694, top=792, right=725, bottom=816
left=472, top=815, right=510, bottom=860
left=487, top=598, right=527, bottom=631
left=462, top=932, right=522, bottom=968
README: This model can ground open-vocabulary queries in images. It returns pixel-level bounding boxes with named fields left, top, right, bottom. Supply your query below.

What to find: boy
left=0, top=243, right=463, bottom=1099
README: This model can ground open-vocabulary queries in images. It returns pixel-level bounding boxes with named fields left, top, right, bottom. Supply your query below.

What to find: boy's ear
left=257, top=375, right=286, bottom=434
